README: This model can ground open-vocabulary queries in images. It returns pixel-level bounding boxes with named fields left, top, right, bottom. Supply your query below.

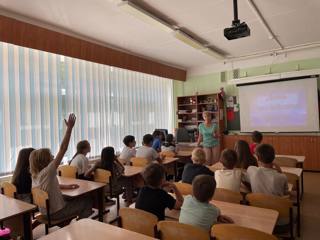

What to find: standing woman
left=197, top=111, right=220, bottom=165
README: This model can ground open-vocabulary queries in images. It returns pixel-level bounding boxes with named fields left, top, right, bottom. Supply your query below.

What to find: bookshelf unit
left=176, top=93, right=225, bottom=142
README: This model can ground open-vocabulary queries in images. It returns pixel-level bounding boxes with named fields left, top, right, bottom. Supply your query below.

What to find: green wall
left=173, top=57, right=320, bottom=126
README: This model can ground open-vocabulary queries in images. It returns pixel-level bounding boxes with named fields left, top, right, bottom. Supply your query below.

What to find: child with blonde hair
left=181, top=148, right=214, bottom=184
left=30, top=114, right=92, bottom=221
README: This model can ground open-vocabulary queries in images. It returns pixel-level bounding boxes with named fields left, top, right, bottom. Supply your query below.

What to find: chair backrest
left=57, top=165, right=78, bottom=178
left=31, top=187, right=49, bottom=209
left=174, top=182, right=192, bottom=196
left=94, top=169, right=111, bottom=184
left=284, top=172, right=299, bottom=191
left=119, top=208, right=158, bottom=237
left=246, top=193, right=293, bottom=219
left=157, top=221, right=210, bottom=240
left=212, top=224, right=277, bottom=240
left=0, top=182, right=17, bottom=198
left=274, top=157, right=298, bottom=167
left=160, top=151, right=176, bottom=158
left=213, top=188, right=242, bottom=204
left=131, top=157, right=149, bottom=167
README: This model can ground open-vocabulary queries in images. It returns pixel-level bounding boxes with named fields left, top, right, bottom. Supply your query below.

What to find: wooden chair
left=119, top=208, right=158, bottom=237
left=157, top=220, right=210, bottom=240
left=173, top=182, right=192, bottom=195
left=31, top=187, right=77, bottom=234
left=246, top=193, right=294, bottom=239
left=0, top=182, right=17, bottom=198
left=274, top=157, right=298, bottom=167
left=213, top=188, right=243, bottom=204
left=0, top=182, right=18, bottom=231
left=212, top=224, right=277, bottom=240
left=93, top=169, right=119, bottom=215
left=131, top=157, right=149, bottom=167
left=57, top=165, right=78, bottom=178
left=160, top=151, right=176, bottom=158
left=284, top=172, right=301, bottom=237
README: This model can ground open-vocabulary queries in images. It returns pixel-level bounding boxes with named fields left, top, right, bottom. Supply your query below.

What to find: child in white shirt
left=215, top=149, right=242, bottom=192
left=161, top=134, right=176, bottom=153
left=70, top=140, right=91, bottom=178
left=119, top=135, right=136, bottom=165
left=136, top=134, right=162, bottom=163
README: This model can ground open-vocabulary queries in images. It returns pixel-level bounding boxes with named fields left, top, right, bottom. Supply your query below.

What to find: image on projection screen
left=239, top=78, right=319, bottom=132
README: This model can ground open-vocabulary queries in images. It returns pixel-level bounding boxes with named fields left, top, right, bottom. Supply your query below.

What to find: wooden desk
left=162, top=157, right=179, bottom=180
left=281, top=166, right=304, bottom=199
left=39, top=218, right=156, bottom=240
left=122, top=166, right=144, bottom=204
left=276, top=155, right=305, bottom=163
left=281, top=167, right=303, bottom=177
left=58, top=177, right=106, bottom=222
left=165, top=200, right=278, bottom=234
left=176, top=151, right=192, bottom=158
left=0, top=194, right=36, bottom=240
left=162, top=157, right=179, bottom=165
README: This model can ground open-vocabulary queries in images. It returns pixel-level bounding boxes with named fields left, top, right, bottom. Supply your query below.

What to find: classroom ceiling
left=0, top=0, right=319, bottom=69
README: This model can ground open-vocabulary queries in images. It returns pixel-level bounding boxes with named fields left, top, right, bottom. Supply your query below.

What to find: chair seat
left=35, top=213, right=77, bottom=226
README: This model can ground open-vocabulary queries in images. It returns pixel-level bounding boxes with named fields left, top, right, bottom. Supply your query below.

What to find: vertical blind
left=0, top=42, right=173, bottom=176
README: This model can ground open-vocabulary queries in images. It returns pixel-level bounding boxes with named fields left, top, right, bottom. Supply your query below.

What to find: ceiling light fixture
left=118, top=0, right=224, bottom=60
left=118, top=1, right=173, bottom=33
left=173, top=30, right=204, bottom=50
left=201, top=47, right=224, bottom=60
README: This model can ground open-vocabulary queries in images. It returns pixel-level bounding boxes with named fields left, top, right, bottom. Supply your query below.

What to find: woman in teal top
left=197, top=111, right=219, bottom=165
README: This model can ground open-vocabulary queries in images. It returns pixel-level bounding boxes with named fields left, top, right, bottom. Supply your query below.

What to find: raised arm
left=54, top=114, right=76, bottom=168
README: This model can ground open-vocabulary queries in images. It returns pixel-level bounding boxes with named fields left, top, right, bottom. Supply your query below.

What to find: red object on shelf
left=227, top=109, right=235, bottom=121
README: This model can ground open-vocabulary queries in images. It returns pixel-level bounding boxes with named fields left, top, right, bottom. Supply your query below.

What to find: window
left=0, top=42, right=173, bottom=176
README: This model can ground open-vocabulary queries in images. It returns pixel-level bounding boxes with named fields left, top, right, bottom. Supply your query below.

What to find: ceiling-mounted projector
left=224, top=0, right=250, bottom=40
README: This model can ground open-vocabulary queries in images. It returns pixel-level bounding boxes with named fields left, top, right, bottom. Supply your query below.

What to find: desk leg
left=125, top=178, right=133, bottom=206
left=300, top=170, right=304, bottom=200
left=174, top=162, right=177, bottom=182
left=22, top=212, right=33, bottom=240
left=97, top=187, right=104, bottom=222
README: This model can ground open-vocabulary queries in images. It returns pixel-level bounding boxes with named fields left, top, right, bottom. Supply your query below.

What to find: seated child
left=249, top=130, right=263, bottom=155
left=215, top=149, right=242, bottom=192
left=245, top=144, right=288, bottom=197
left=11, top=148, right=35, bottom=202
left=69, top=140, right=91, bottom=178
left=30, top=114, right=92, bottom=221
left=119, top=135, right=136, bottom=165
left=181, top=148, right=214, bottom=184
left=136, top=134, right=162, bottom=163
left=179, top=175, right=233, bottom=231
left=152, top=130, right=162, bottom=152
left=135, top=163, right=183, bottom=220
left=86, top=147, right=125, bottom=196
left=234, top=140, right=258, bottom=169
left=161, top=134, right=176, bottom=153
